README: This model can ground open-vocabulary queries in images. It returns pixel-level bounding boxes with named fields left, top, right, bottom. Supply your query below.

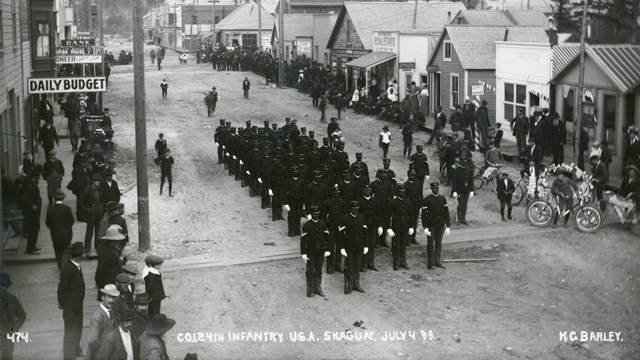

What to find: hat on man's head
left=117, top=308, right=138, bottom=322
left=349, top=200, right=359, bottom=208
left=102, top=225, right=125, bottom=241
left=69, top=242, right=86, bottom=256
left=115, top=273, right=131, bottom=283
left=626, top=164, right=640, bottom=173
left=100, top=284, right=120, bottom=297
left=122, top=262, right=139, bottom=275
left=0, top=272, right=12, bottom=286
left=310, top=205, right=320, bottom=212
left=23, top=151, right=30, bottom=156
left=54, top=189, right=66, bottom=200
left=50, top=150, right=57, bottom=156
left=481, top=100, right=488, bottom=105
left=134, top=293, right=151, bottom=304
left=430, top=182, right=440, bottom=189
left=383, top=158, right=391, bottom=164
left=146, top=314, right=176, bottom=335
left=92, top=173, right=102, bottom=181
left=145, top=254, right=164, bottom=266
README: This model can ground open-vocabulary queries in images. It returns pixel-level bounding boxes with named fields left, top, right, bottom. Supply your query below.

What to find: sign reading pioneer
left=372, top=31, right=398, bottom=53
left=28, top=77, right=107, bottom=94
left=55, top=55, right=103, bottom=64
left=61, top=39, right=95, bottom=46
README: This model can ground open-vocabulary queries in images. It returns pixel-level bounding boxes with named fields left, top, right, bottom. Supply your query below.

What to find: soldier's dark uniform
left=247, top=142, right=261, bottom=196
left=257, top=148, right=272, bottom=209
left=306, top=144, right=323, bottom=172
left=269, top=158, right=287, bottom=221
left=214, top=119, right=227, bottom=164
left=421, top=182, right=451, bottom=269
left=338, top=202, right=368, bottom=294
left=389, top=184, right=413, bottom=270
left=333, top=144, right=349, bottom=182
left=451, top=159, right=475, bottom=224
left=338, top=170, right=358, bottom=203
left=305, top=171, right=328, bottom=214
left=319, top=138, right=334, bottom=164
left=351, top=165, right=368, bottom=200
left=284, top=167, right=305, bottom=236
left=226, top=128, right=238, bottom=176
left=370, top=172, right=393, bottom=247
left=378, top=158, right=397, bottom=188
left=351, top=152, right=370, bottom=184
left=321, top=187, right=346, bottom=274
left=409, top=145, right=430, bottom=198
left=301, top=206, right=329, bottom=297
left=404, top=173, right=422, bottom=244
left=358, top=184, right=381, bottom=271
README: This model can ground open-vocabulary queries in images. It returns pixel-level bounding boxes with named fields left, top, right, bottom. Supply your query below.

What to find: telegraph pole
left=97, top=0, right=104, bottom=46
left=574, top=0, right=588, bottom=165
left=278, top=0, right=285, bottom=87
left=412, top=0, right=418, bottom=30
left=258, top=0, right=262, bottom=49
left=212, top=0, right=216, bottom=43
left=132, top=0, right=151, bottom=251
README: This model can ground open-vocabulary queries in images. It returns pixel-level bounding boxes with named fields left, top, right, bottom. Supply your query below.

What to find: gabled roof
left=327, top=1, right=466, bottom=50
left=427, top=25, right=550, bottom=70
left=261, top=0, right=280, bottom=14
left=273, top=14, right=314, bottom=42
left=552, top=44, right=580, bottom=78
left=473, top=0, right=552, bottom=14
left=551, top=45, right=640, bottom=94
left=213, top=2, right=275, bottom=31
left=452, top=10, right=550, bottom=30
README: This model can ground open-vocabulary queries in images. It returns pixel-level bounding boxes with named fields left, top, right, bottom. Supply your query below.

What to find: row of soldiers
left=214, top=118, right=452, bottom=296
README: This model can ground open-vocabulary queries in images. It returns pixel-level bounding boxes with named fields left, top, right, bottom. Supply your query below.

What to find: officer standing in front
left=387, top=184, right=414, bottom=270
left=421, top=182, right=451, bottom=270
left=338, top=201, right=368, bottom=294
left=301, top=206, right=330, bottom=298
left=409, top=145, right=430, bottom=198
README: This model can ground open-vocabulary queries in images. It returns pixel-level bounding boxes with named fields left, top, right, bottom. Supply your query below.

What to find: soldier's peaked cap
left=312, top=170, right=322, bottom=176
left=310, top=205, right=320, bottom=212
left=363, top=184, right=371, bottom=189
left=383, top=158, right=391, bottom=163
left=430, top=182, right=440, bottom=188
left=396, top=183, right=406, bottom=190
left=349, top=201, right=359, bottom=207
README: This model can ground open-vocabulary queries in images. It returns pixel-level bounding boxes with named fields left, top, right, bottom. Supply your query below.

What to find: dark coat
left=57, top=260, right=85, bottom=320
left=550, top=121, right=566, bottom=146
left=95, top=326, right=140, bottom=360
left=95, top=246, right=123, bottom=290
left=144, top=272, right=166, bottom=303
left=138, top=333, right=169, bottom=360
left=78, top=184, right=102, bottom=222
left=433, top=112, right=447, bottom=129
left=301, top=219, right=329, bottom=254
left=338, top=213, right=368, bottom=251
left=475, top=105, right=490, bottom=130
left=46, top=202, right=75, bottom=244
left=39, top=125, right=59, bottom=149
left=451, top=164, right=475, bottom=194
left=524, top=145, right=543, bottom=165
left=497, top=177, right=516, bottom=201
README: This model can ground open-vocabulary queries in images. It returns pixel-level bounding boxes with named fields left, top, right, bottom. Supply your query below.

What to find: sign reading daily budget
left=28, top=77, right=107, bottom=94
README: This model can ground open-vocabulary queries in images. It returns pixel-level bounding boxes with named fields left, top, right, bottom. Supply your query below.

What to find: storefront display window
left=504, top=82, right=526, bottom=120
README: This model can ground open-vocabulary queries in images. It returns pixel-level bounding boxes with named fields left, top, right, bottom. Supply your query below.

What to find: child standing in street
left=143, top=255, right=166, bottom=318
left=379, top=125, right=391, bottom=158
left=160, top=79, right=168, bottom=99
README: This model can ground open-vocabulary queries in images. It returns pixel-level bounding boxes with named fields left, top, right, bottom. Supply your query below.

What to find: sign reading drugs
left=28, top=77, right=107, bottom=94
left=372, top=32, right=398, bottom=53
left=55, top=55, right=103, bottom=64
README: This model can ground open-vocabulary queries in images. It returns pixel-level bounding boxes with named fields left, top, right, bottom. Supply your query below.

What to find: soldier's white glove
left=302, top=254, right=309, bottom=262
left=307, top=214, right=312, bottom=220
left=408, top=228, right=414, bottom=236
left=470, top=192, right=474, bottom=198
left=424, top=228, right=431, bottom=236
left=225, top=152, right=230, bottom=157
left=341, top=249, right=347, bottom=257
left=232, top=155, right=236, bottom=160
left=426, top=175, right=430, bottom=180
left=453, top=192, right=458, bottom=198
left=444, top=227, right=450, bottom=236
left=258, top=178, right=262, bottom=184
left=387, top=229, right=395, bottom=237
left=222, top=145, right=226, bottom=149
left=239, top=160, right=243, bottom=165
left=324, top=251, right=330, bottom=257
left=377, top=226, right=383, bottom=236
left=284, top=204, right=290, bottom=212
left=268, top=189, right=273, bottom=196
left=246, top=171, right=250, bottom=175
left=215, top=142, right=219, bottom=146
left=363, top=247, right=369, bottom=254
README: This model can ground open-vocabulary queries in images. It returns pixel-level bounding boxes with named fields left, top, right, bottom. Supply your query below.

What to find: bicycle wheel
left=512, top=182, right=526, bottom=206
left=574, top=205, right=603, bottom=233
left=526, top=199, right=554, bottom=227
left=490, top=176, right=498, bottom=192
left=473, top=167, right=485, bottom=189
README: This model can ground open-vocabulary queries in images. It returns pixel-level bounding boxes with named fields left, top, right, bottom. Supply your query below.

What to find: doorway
left=433, top=72, right=442, bottom=110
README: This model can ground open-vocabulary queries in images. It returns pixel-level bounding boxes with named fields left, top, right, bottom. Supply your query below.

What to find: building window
left=0, top=7, right=4, bottom=51
left=168, top=13, right=176, bottom=25
left=405, top=74, right=412, bottom=92
left=450, top=73, right=459, bottom=109
left=156, top=19, right=160, bottom=26
left=346, top=19, right=351, bottom=43
left=242, top=33, right=257, bottom=47
left=192, top=15, right=197, bottom=24
left=324, top=53, right=329, bottom=65
left=36, top=21, right=51, bottom=57
left=603, top=94, right=617, bottom=153
left=563, top=89, right=575, bottom=122
left=504, top=82, right=526, bottom=120
left=443, top=40, right=452, bottom=62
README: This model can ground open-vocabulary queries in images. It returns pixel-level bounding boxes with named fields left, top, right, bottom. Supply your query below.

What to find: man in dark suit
left=0, top=272, right=26, bottom=360
left=462, top=97, right=477, bottom=147
left=42, top=150, right=65, bottom=205
left=95, top=308, right=140, bottom=360
left=451, top=156, right=475, bottom=225
left=590, top=154, right=609, bottom=211
left=510, top=109, right=529, bottom=157
left=46, top=190, right=75, bottom=269
left=100, top=168, right=121, bottom=209
left=626, top=128, right=640, bottom=169
left=427, top=106, right=447, bottom=145
left=550, top=113, right=566, bottom=165
left=497, top=173, right=515, bottom=222
left=86, top=284, right=119, bottom=359
left=58, top=243, right=86, bottom=360
left=154, top=133, right=167, bottom=158
left=22, top=172, right=43, bottom=255
left=338, top=201, right=368, bottom=294
left=523, top=138, right=543, bottom=171
left=78, top=173, right=103, bottom=256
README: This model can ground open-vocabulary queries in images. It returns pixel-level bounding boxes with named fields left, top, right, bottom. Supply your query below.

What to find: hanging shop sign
left=28, top=77, right=107, bottom=94
left=398, top=62, right=415, bottom=70
left=55, top=46, right=102, bottom=56
left=61, top=39, right=96, bottom=46
left=471, top=85, right=485, bottom=96
left=55, top=55, right=103, bottom=64
left=372, top=31, right=398, bottom=53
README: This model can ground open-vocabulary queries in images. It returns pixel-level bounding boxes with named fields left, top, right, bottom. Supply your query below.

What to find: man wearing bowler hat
left=131, top=293, right=151, bottom=340
left=100, top=167, right=121, bottom=208
left=58, top=242, right=86, bottom=360
left=112, top=273, right=135, bottom=318
left=46, top=189, right=75, bottom=269
left=79, top=173, right=104, bottom=257
left=139, top=314, right=175, bottom=360
left=0, top=272, right=26, bottom=360
left=421, top=182, right=451, bottom=270
left=95, top=308, right=140, bottom=360
left=338, top=201, right=368, bottom=294
left=85, top=284, right=120, bottom=359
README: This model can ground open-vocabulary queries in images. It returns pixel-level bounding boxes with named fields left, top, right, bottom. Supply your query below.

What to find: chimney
left=447, top=11, right=451, bottom=23
left=503, top=28, right=509, bottom=41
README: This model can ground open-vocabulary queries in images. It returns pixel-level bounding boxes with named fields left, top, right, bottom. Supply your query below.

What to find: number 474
left=6, top=331, right=29, bottom=343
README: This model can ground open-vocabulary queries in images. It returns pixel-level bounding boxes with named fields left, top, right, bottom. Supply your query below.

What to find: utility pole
left=574, top=0, right=588, bottom=165
left=97, top=0, right=104, bottom=46
left=278, top=0, right=285, bottom=87
left=212, top=0, right=216, bottom=43
left=258, top=0, right=262, bottom=49
left=132, top=0, right=151, bottom=252
left=412, top=0, right=418, bottom=30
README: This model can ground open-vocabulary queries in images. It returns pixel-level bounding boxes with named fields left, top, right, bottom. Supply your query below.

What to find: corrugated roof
left=437, top=25, right=549, bottom=69
left=453, top=10, right=550, bottom=30
left=551, top=45, right=640, bottom=94
left=213, top=2, right=275, bottom=31
left=336, top=1, right=467, bottom=50
left=552, top=44, right=580, bottom=78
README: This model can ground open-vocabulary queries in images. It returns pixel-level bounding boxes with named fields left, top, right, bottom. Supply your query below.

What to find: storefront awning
left=346, top=51, right=396, bottom=69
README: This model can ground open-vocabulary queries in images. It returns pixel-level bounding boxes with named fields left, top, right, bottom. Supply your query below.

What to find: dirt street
left=28, top=38, right=635, bottom=359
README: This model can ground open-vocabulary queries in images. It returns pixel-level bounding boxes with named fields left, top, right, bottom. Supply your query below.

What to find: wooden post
left=133, top=0, right=151, bottom=251
left=574, top=0, right=588, bottom=165
left=278, top=0, right=285, bottom=87
left=258, top=0, right=262, bottom=49
left=412, top=0, right=418, bottom=30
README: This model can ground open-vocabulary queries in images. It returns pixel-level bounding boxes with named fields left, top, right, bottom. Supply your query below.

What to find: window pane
left=453, top=93, right=458, bottom=107
left=445, top=43, right=451, bottom=58
left=604, top=94, right=616, bottom=150
left=504, top=104, right=514, bottom=121
left=504, top=83, right=514, bottom=102
left=563, top=89, right=574, bottom=122
left=451, top=75, right=458, bottom=92
left=516, top=85, right=526, bottom=104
